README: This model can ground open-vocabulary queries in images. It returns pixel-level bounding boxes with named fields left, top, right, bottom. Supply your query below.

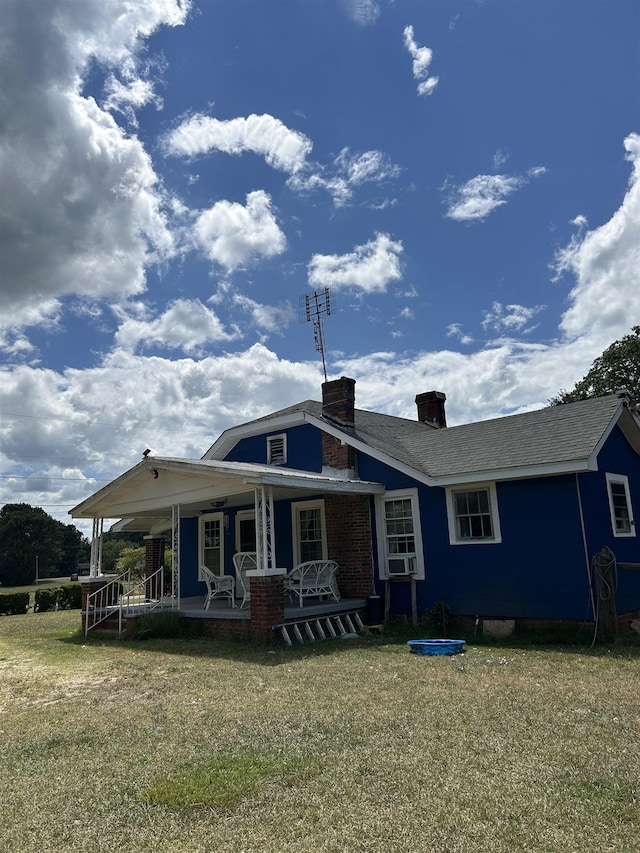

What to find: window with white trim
left=291, top=500, right=327, bottom=565
left=375, top=489, right=425, bottom=579
left=446, top=483, right=502, bottom=545
left=198, top=512, right=225, bottom=578
left=606, top=473, right=636, bottom=537
left=267, top=433, right=287, bottom=465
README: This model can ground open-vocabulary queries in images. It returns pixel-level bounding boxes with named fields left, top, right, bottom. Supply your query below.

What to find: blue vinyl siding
left=579, top=425, right=640, bottom=614
left=359, top=449, right=594, bottom=620
left=580, top=426, right=640, bottom=560
left=179, top=516, right=201, bottom=598
left=439, top=477, right=588, bottom=619
left=224, top=424, right=322, bottom=471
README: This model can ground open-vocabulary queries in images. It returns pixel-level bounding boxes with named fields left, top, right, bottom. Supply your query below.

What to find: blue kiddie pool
left=407, top=639, right=465, bottom=656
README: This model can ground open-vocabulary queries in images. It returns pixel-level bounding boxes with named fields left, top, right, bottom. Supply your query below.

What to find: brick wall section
left=415, top=391, right=447, bottom=428
left=324, top=493, right=375, bottom=598
left=249, top=574, right=285, bottom=638
left=144, top=536, right=164, bottom=599
left=321, top=431, right=356, bottom=472
left=322, top=376, right=356, bottom=427
left=321, top=376, right=357, bottom=474
left=203, top=618, right=251, bottom=641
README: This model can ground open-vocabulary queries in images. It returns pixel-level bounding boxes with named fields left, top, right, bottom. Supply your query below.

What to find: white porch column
left=254, top=485, right=275, bottom=572
left=172, top=504, right=181, bottom=605
left=89, top=517, right=104, bottom=577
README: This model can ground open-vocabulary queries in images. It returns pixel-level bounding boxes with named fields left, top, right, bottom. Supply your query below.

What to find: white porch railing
left=84, top=567, right=169, bottom=635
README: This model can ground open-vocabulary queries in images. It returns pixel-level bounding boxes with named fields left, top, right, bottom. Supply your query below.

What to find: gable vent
left=267, top=434, right=286, bottom=465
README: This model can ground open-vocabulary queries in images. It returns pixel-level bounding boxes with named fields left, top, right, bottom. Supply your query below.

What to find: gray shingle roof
left=252, top=394, right=628, bottom=481
left=355, top=395, right=624, bottom=478
left=218, top=395, right=640, bottom=482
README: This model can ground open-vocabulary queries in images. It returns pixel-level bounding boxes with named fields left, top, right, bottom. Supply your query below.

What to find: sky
left=1, top=0, right=639, bottom=534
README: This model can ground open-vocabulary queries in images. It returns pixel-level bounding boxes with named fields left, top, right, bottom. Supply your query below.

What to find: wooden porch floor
left=178, top=596, right=368, bottom=622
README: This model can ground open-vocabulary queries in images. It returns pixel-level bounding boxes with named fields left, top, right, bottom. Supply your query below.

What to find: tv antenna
left=300, top=287, right=332, bottom=382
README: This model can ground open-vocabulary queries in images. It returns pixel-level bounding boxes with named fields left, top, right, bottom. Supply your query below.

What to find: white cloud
left=289, top=147, right=401, bottom=207
left=231, top=295, right=296, bottom=334
left=570, top=214, right=588, bottom=229
left=447, top=323, right=474, bottom=345
left=445, top=174, right=525, bottom=221
left=193, top=190, right=287, bottom=270
left=103, top=74, right=161, bottom=124
left=308, top=233, right=403, bottom=293
left=0, top=0, right=188, bottom=330
left=341, top=0, right=380, bottom=26
left=493, top=149, right=509, bottom=170
left=481, top=301, right=545, bottom=333
left=334, top=148, right=402, bottom=188
left=113, top=299, right=239, bottom=354
left=528, top=165, right=547, bottom=179
left=166, top=113, right=313, bottom=174
left=0, top=346, right=323, bottom=529
left=555, top=132, right=640, bottom=343
left=403, top=25, right=439, bottom=96
left=445, top=165, right=547, bottom=222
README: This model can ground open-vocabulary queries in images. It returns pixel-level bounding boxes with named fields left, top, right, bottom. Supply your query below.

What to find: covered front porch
left=72, top=455, right=383, bottom=641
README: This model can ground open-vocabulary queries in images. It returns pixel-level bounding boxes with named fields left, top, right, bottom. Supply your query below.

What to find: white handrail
left=118, top=567, right=166, bottom=633
left=84, top=567, right=167, bottom=635
left=85, top=575, right=124, bottom=635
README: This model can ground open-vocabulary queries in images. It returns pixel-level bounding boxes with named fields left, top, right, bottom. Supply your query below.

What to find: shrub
left=0, top=592, right=30, bottom=615
left=34, top=588, right=59, bottom=612
left=58, top=584, right=82, bottom=610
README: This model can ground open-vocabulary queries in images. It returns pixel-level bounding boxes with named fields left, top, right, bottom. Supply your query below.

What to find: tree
left=550, top=326, right=640, bottom=405
left=115, top=545, right=172, bottom=581
left=100, top=532, right=146, bottom=574
left=0, top=504, right=89, bottom=586
left=60, top=523, right=90, bottom=574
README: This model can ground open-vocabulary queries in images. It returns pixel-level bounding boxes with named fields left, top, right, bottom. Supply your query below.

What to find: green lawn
left=0, top=611, right=638, bottom=853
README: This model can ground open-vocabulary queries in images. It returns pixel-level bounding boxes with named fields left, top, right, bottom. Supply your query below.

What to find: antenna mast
left=300, top=287, right=332, bottom=382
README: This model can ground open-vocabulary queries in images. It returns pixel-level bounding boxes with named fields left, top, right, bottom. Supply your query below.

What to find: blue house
left=72, top=377, right=640, bottom=638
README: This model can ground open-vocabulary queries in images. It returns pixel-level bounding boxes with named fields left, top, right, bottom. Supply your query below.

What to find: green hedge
left=34, top=588, right=58, bottom=612
left=34, top=584, right=82, bottom=613
left=0, top=592, right=30, bottom=615
left=58, top=583, right=82, bottom=610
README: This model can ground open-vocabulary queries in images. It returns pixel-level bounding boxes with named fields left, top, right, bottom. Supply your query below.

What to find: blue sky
left=1, top=0, right=639, bottom=530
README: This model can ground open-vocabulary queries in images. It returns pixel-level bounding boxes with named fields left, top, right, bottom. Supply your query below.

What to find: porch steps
left=276, top=611, right=364, bottom=646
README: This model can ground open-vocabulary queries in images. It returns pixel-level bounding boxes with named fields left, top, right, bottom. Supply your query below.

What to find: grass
left=0, top=577, right=79, bottom=595
left=0, top=611, right=638, bottom=853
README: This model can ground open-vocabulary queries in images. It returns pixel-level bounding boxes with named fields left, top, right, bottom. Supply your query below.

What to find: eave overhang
left=69, top=456, right=384, bottom=521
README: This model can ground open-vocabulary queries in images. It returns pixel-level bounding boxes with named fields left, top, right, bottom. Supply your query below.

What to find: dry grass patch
left=0, top=612, right=638, bottom=853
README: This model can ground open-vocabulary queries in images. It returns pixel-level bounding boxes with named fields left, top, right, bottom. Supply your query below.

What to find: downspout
left=575, top=473, right=596, bottom=620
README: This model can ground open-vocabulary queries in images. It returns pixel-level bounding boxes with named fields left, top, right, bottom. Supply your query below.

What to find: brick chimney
left=321, top=376, right=356, bottom=475
left=415, top=391, right=447, bottom=428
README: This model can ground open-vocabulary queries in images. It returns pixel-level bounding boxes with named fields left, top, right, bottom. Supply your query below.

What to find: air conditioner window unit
left=387, top=555, right=415, bottom=576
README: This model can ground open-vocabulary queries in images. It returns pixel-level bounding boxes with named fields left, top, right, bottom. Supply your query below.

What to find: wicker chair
left=232, top=552, right=257, bottom=609
left=200, top=565, right=235, bottom=609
